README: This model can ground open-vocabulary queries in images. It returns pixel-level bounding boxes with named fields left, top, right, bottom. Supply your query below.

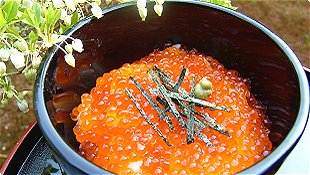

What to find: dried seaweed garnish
left=125, top=66, right=230, bottom=148
left=152, top=66, right=229, bottom=136
left=172, top=66, right=187, bottom=92
left=193, top=110, right=230, bottom=136
left=150, top=88, right=229, bottom=112
left=129, top=76, right=174, bottom=130
left=148, top=69, right=187, bottom=128
left=125, top=88, right=171, bottom=146
left=194, top=128, right=214, bottom=148
left=186, top=77, right=196, bottom=144
left=153, top=66, right=230, bottom=112
left=156, top=96, right=206, bottom=130
left=157, top=96, right=213, bottom=147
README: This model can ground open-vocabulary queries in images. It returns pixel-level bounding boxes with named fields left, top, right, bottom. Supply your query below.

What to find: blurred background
left=0, top=0, right=309, bottom=167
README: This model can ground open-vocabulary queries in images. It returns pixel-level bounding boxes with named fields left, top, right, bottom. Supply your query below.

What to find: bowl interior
left=37, top=1, right=306, bottom=174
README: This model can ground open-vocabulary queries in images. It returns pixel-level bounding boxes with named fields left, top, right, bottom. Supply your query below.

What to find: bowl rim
left=34, top=0, right=310, bottom=174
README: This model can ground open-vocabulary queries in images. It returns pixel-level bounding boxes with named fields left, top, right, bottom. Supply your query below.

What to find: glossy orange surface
left=73, top=47, right=272, bottom=174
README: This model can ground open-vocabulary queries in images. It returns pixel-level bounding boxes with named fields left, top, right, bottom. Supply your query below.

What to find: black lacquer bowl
left=34, top=1, right=310, bottom=174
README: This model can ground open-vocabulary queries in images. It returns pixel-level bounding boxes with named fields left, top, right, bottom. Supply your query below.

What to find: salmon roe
left=73, top=47, right=272, bottom=174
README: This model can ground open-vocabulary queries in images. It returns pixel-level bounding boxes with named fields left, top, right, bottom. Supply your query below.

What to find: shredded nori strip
left=157, top=96, right=213, bottom=147
left=151, top=88, right=229, bottom=112
left=129, top=76, right=174, bottom=130
left=176, top=99, right=229, bottom=136
left=125, top=88, right=171, bottom=146
left=153, top=66, right=230, bottom=112
left=148, top=70, right=187, bottom=128
left=156, top=96, right=206, bottom=130
left=194, top=128, right=214, bottom=148
left=172, top=66, right=187, bottom=92
left=193, top=110, right=230, bottom=136
left=186, top=77, right=196, bottom=144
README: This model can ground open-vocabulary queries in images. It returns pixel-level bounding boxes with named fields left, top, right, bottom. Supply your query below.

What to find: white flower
left=0, top=48, right=11, bottom=61
left=137, top=0, right=146, bottom=9
left=64, top=14, right=72, bottom=26
left=156, top=0, right=164, bottom=5
left=138, top=7, right=147, bottom=21
left=32, top=55, right=42, bottom=69
left=65, top=44, right=73, bottom=53
left=72, top=39, right=84, bottom=53
left=65, top=54, right=75, bottom=67
left=154, top=4, right=163, bottom=16
left=17, top=99, right=29, bottom=113
left=91, top=3, right=102, bottom=19
left=0, top=61, right=6, bottom=76
left=64, top=0, right=76, bottom=11
left=60, top=9, right=67, bottom=20
left=10, top=50, right=25, bottom=69
left=52, top=0, right=65, bottom=8
left=14, top=40, right=28, bottom=53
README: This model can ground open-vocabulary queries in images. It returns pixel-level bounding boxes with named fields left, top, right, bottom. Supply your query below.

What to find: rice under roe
left=73, top=47, right=272, bottom=174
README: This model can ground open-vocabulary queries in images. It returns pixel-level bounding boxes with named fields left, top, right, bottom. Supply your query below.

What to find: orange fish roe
left=73, top=47, right=272, bottom=174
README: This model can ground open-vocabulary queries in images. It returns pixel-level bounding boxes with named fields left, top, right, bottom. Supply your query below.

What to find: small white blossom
left=137, top=0, right=146, bottom=9
left=32, top=55, right=42, bottom=68
left=17, top=99, right=29, bottom=113
left=0, top=61, right=6, bottom=76
left=156, top=0, right=164, bottom=5
left=60, top=9, right=67, bottom=20
left=64, top=0, right=76, bottom=11
left=0, top=48, right=11, bottom=61
left=72, top=39, right=84, bottom=53
left=65, top=44, right=73, bottom=53
left=10, top=50, right=25, bottom=69
left=138, top=7, right=147, bottom=21
left=154, top=4, right=163, bottom=16
left=91, top=3, right=102, bottom=19
left=52, top=0, right=65, bottom=8
left=64, top=14, right=72, bottom=26
left=14, top=40, right=28, bottom=53
left=65, top=53, right=75, bottom=67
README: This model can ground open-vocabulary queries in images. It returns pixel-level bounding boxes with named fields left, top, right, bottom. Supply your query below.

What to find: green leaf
left=45, top=6, right=61, bottom=33
left=6, top=90, right=14, bottom=99
left=71, top=11, right=79, bottom=26
left=2, top=0, right=19, bottom=22
left=32, top=2, right=41, bottom=25
left=0, top=9, right=7, bottom=29
left=59, top=23, right=69, bottom=34
left=1, top=98, right=8, bottom=108
left=22, top=8, right=39, bottom=29
left=6, top=26, right=22, bottom=39
left=29, top=30, right=38, bottom=43
left=0, top=77, right=5, bottom=85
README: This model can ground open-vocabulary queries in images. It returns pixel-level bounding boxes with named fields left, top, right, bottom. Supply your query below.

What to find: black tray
left=1, top=123, right=63, bottom=175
